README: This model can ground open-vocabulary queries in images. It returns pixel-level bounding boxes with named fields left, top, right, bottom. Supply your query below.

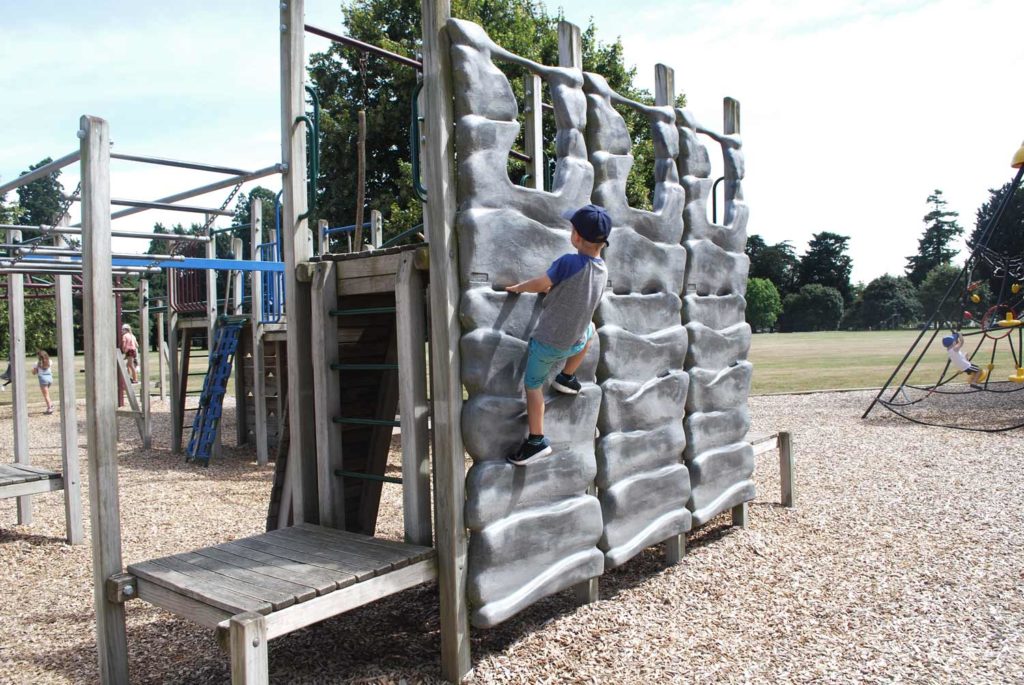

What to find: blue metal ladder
left=186, top=316, right=247, bottom=466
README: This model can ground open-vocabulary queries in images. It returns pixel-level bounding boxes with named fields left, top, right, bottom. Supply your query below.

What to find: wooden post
left=156, top=300, right=166, bottom=403
left=731, top=501, right=748, bottom=528
left=396, top=253, right=431, bottom=545
left=370, top=209, right=383, bottom=248
left=281, top=0, right=319, bottom=523
left=229, top=612, right=269, bottom=685
left=7, top=228, right=31, bottom=525
left=522, top=73, right=544, bottom=190
left=80, top=114, right=129, bottom=684
left=206, top=218, right=217, bottom=345
left=232, top=236, right=248, bottom=447
left=665, top=535, right=686, bottom=565
left=556, top=19, right=600, bottom=607
left=232, top=236, right=244, bottom=314
left=779, top=431, right=795, bottom=508
left=138, top=279, right=151, bottom=448
left=251, top=199, right=269, bottom=466
left=421, top=0, right=472, bottom=680
left=311, top=261, right=345, bottom=528
left=54, top=225, right=83, bottom=545
left=168, top=309, right=181, bottom=452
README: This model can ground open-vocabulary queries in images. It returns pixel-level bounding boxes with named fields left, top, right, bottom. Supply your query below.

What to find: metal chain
left=202, top=181, right=244, bottom=234
left=3, top=182, right=80, bottom=267
left=359, top=52, right=369, bottom=106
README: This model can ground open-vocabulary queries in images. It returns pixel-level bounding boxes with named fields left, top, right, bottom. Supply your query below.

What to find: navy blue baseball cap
left=563, top=204, right=611, bottom=245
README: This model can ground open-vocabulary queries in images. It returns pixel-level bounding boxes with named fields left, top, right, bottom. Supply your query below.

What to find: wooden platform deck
left=0, top=464, right=63, bottom=499
left=126, top=523, right=436, bottom=641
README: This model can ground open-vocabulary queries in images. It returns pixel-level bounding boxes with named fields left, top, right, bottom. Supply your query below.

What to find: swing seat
left=997, top=313, right=1021, bottom=327
left=1010, top=368, right=1024, bottom=383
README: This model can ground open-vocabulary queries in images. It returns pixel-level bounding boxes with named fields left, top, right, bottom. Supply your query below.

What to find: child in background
left=121, top=323, right=139, bottom=384
left=32, top=350, right=55, bottom=414
left=0, top=363, right=10, bottom=390
left=942, top=332, right=984, bottom=389
left=505, top=204, right=611, bottom=465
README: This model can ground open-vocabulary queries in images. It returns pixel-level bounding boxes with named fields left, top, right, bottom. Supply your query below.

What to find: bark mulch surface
left=1, top=390, right=1022, bottom=683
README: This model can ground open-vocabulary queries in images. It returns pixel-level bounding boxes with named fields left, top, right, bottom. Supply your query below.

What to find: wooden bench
left=123, top=523, right=436, bottom=684
left=0, top=463, right=64, bottom=500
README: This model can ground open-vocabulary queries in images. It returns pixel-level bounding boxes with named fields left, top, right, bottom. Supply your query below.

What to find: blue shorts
left=524, top=324, right=593, bottom=390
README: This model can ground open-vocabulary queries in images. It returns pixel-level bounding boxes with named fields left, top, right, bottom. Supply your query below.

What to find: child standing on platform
left=505, top=205, right=611, bottom=465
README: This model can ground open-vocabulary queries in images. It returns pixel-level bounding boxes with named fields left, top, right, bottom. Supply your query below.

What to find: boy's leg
left=562, top=335, right=592, bottom=377
left=526, top=387, right=545, bottom=436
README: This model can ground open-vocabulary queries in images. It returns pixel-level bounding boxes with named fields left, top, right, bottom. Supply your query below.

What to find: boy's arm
left=506, top=274, right=553, bottom=294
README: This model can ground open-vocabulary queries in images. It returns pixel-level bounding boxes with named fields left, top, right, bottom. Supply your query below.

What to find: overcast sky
left=2, top=0, right=1022, bottom=283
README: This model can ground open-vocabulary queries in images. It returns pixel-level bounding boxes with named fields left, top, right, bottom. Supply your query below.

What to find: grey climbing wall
left=448, top=19, right=604, bottom=629
left=583, top=73, right=692, bottom=568
left=677, top=104, right=755, bottom=526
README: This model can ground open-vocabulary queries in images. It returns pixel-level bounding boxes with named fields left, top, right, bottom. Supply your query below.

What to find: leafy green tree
left=905, top=190, right=962, bottom=286
left=307, top=0, right=669, bottom=243
left=232, top=186, right=278, bottom=256
left=797, top=232, right=854, bottom=305
left=746, top=235, right=799, bottom=296
left=745, top=277, right=782, bottom=332
left=851, top=274, right=922, bottom=329
left=916, top=263, right=990, bottom=329
left=778, top=284, right=844, bottom=332
left=15, top=159, right=67, bottom=243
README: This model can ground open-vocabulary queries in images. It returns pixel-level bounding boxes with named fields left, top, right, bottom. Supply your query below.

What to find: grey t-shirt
left=531, top=253, right=608, bottom=350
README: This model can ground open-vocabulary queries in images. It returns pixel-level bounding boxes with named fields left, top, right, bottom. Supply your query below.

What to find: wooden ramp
left=127, top=523, right=435, bottom=631
left=0, top=464, right=63, bottom=499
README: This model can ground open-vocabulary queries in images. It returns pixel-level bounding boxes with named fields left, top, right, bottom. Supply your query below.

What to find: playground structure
left=864, top=147, right=1024, bottom=431
left=0, top=2, right=796, bottom=683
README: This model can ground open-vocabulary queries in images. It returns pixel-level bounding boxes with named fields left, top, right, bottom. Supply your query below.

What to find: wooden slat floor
left=0, top=463, right=61, bottom=488
left=127, top=524, right=434, bottom=617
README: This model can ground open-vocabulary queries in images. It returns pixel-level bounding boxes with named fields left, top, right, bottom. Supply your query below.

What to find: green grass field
left=749, top=329, right=976, bottom=394
left=0, top=330, right=999, bottom=406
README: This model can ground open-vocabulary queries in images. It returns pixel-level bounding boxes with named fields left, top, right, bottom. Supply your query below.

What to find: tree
left=16, top=158, right=66, bottom=240
left=745, top=278, right=782, bottom=332
left=232, top=186, right=278, bottom=256
left=916, top=263, right=990, bottom=329
left=797, top=232, right=853, bottom=305
left=747, top=235, right=799, bottom=296
left=905, top=190, right=962, bottom=286
left=778, top=284, right=844, bottom=332
left=307, top=0, right=668, bottom=243
left=853, top=274, right=922, bottom=329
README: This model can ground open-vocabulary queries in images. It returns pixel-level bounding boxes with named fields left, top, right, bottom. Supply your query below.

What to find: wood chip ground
left=1, top=390, right=1021, bottom=683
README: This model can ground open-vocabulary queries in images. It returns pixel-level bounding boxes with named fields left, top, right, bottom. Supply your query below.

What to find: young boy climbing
left=942, top=332, right=985, bottom=388
left=505, top=204, right=611, bottom=465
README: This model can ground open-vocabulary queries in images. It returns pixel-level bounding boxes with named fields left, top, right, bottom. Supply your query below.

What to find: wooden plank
left=55, top=222, right=83, bottom=545
left=0, top=464, right=48, bottom=482
left=80, top=114, right=129, bottom=685
left=0, top=477, right=64, bottom=499
left=335, top=251, right=404, bottom=281
left=176, top=551, right=316, bottom=604
left=358, top=322, right=399, bottom=534
left=139, top=278, right=152, bottom=448
left=156, top=554, right=296, bottom=611
left=338, top=273, right=405, bottom=296
left=295, top=523, right=434, bottom=563
left=129, top=558, right=272, bottom=615
left=230, top=612, right=269, bottom=685
left=7, top=227, right=30, bottom=525
left=198, top=545, right=339, bottom=596
left=263, top=527, right=405, bottom=571
left=251, top=200, right=269, bottom=467
left=421, top=1, right=472, bottom=679
left=168, top=311, right=181, bottom=452
left=231, top=535, right=374, bottom=583
left=115, top=350, right=145, bottom=441
left=311, top=261, right=346, bottom=529
left=135, top=577, right=233, bottom=629
left=395, top=251, right=432, bottom=546
left=262, top=557, right=437, bottom=642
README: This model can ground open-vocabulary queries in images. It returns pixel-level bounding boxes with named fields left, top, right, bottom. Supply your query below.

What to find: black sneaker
left=552, top=372, right=581, bottom=395
left=508, top=437, right=552, bottom=466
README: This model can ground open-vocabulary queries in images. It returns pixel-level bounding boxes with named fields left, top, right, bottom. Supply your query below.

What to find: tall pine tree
left=797, top=231, right=854, bottom=305
left=905, top=189, right=962, bottom=286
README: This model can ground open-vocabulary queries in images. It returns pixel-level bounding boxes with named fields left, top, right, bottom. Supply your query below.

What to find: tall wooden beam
left=7, top=228, right=30, bottom=525
left=420, top=1, right=471, bottom=680
left=168, top=308, right=181, bottom=452
left=250, top=199, right=269, bottom=466
left=310, top=261, right=344, bottom=528
left=523, top=74, right=544, bottom=190
left=156, top=300, right=165, bottom=403
left=54, top=224, right=83, bottom=545
left=81, top=114, right=129, bottom=684
left=139, top=278, right=152, bottom=448
left=281, top=0, right=318, bottom=522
